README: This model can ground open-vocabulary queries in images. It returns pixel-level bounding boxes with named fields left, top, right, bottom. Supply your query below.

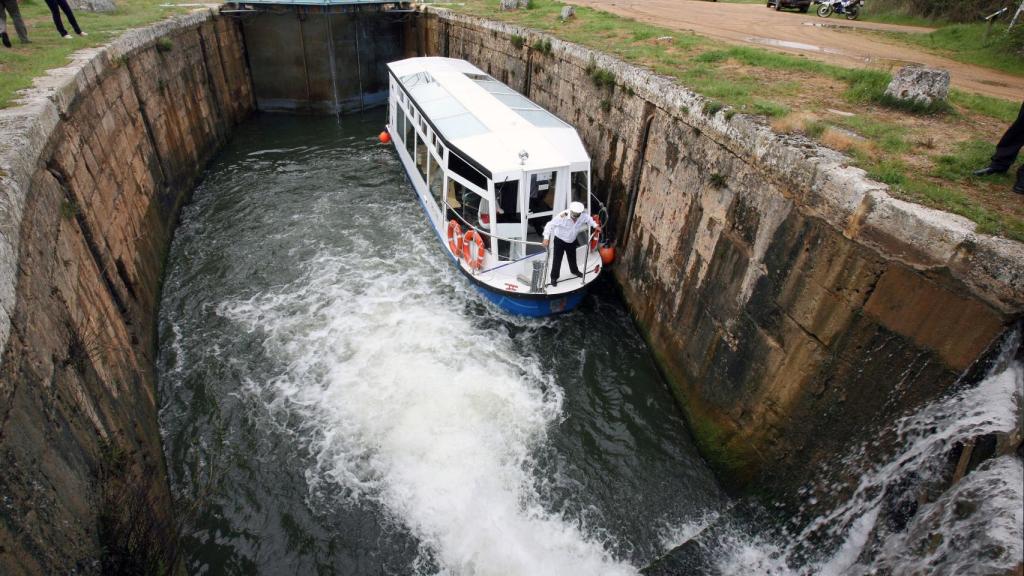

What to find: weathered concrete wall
left=242, top=5, right=406, bottom=114
left=0, top=10, right=252, bottom=573
left=420, top=9, right=1024, bottom=495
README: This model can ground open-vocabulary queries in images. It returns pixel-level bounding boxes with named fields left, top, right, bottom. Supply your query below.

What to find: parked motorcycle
left=814, top=0, right=863, bottom=19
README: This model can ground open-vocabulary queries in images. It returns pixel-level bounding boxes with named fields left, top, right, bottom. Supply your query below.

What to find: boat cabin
left=386, top=57, right=594, bottom=264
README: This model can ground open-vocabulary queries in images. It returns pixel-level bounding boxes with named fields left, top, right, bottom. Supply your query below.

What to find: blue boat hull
left=474, top=284, right=586, bottom=316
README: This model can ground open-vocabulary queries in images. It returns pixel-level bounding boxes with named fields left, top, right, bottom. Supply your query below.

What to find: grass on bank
left=0, top=0, right=188, bottom=108
left=451, top=0, right=1024, bottom=242
left=865, top=23, right=1024, bottom=78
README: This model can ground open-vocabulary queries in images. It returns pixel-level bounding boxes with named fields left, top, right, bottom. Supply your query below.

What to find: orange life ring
left=447, top=219, right=463, bottom=257
left=590, top=214, right=602, bottom=251
left=462, top=229, right=486, bottom=270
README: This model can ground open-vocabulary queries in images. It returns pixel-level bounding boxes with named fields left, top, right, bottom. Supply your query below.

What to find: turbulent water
left=157, top=113, right=725, bottom=575
left=672, top=333, right=1024, bottom=576
left=158, top=112, right=1023, bottom=576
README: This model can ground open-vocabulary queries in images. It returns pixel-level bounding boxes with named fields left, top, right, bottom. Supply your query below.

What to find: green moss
left=685, top=409, right=753, bottom=487
left=703, top=99, right=723, bottom=116
left=531, top=38, right=553, bottom=56
left=60, top=198, right=79, bottom=220
left=588, top=65, right=616, bottom=88
left=511, top=34, right=526, bottom=49
left=709, top=172, right=727, bottom=188
left=155, top=37, right=174, bottom=53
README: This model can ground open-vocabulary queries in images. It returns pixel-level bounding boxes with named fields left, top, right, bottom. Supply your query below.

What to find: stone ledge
left=429, top=8, right=1024, bottom=315
left=0, top=8, right=217, bottom=368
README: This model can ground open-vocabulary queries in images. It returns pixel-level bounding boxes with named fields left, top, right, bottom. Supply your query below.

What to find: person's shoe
left=78, top=31, right=87, bottom=36
left=62, top=34, right=73, bottom=39
left=1, top=33, right=11, bottom=48
left=973, top=165, right=1007, bottom=176
left=551, top=278, right=558, bottom=287
left=1014, top=179, right=1024, bottom=194
left=572, top=271, right=583, bottom=280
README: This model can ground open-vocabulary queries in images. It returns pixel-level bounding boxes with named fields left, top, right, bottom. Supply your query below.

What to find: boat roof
left=387, top=57, right=590, bottom=179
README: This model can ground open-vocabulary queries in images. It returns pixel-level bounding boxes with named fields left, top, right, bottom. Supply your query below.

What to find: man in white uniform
left=542, top=201, right=598, bottom=287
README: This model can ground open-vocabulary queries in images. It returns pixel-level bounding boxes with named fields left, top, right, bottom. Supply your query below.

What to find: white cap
left=569, top=201, right=585, bottom=215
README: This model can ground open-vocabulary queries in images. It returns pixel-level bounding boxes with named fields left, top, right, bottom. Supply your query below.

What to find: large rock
left=499, top=0, right=518, bottom=10
left=884, top=65, right=950, bottom=106
left=560, top=5, right=575, bottom=20
left=70, top=0, right=116, bottom=12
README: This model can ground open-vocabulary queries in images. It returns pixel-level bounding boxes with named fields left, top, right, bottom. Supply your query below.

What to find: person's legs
left=6, top=0, right=29, bottom=42
left=44, top=0, right=68, bottom=37
left=1015, top=163, right=1023, bottom=194
left=550, top=238, right=567, bottom=285
left=56, top=0, right=81, bottom=34
left=989, top=101, right=1024, bottom=171
left=0, top=8, right=9, bottom=48
left=564, top=238, right=582, bottom=276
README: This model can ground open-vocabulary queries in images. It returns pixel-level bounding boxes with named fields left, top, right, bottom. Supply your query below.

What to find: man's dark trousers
left=44, top=0, right=80, bottom=36
left=550, top=237, right=581, bottom=284
left=990, top=101, right=1024, bottom=182
left=0, top=0, right=30, bottom=43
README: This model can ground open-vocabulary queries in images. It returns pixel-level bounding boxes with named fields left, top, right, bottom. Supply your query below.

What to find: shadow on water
left=157, top=111, right=726, bottom=575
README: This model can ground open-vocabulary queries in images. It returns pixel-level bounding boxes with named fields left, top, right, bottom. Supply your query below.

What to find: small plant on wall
left=531, top=38, right=552, bottom=56
left=156, top=37, right=174, bottom=53
left=511, top=34, right=525, bottom=49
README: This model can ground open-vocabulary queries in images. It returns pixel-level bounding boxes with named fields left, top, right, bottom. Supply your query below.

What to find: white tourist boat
left=385, top=57, right=604, bottom=316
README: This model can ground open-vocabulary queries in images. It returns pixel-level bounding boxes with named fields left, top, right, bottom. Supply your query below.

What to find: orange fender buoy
left=589, top=214, right=602, bottom=251
left=463, top=229, right=486, bottom=270
left=599, top=246, right=616, bottom=265
left=378, top=130, right=391, bottom=144
left=447, top=219, right=463, bottom=258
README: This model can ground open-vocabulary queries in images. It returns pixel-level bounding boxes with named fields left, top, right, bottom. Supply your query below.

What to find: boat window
left=514, top=108, right=570, bottom=128
left=527, top=171, right=556, bottom=238
left=447, top=178, right=485, bottom=231
left=396, top=106, right=406, bottom=143
left=448, top=151, right=488, bottom=190
left=404, top=112, right=415, bottom=158
left=528, top=172, right=556, bottom=215
left=571, top=171, right=588, bottom=209
left=433, top=113, right=489, bottom=140
left=428, top=153, right=443, bottom=207
left=416, top=133, right=428, bottom=183
left=494, top=179, right=520, bottom=224
left=495, top=92, right=540, bottom=110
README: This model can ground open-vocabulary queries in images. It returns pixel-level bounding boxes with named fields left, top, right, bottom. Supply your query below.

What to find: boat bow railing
left=446, top=204, right=603, bottom=293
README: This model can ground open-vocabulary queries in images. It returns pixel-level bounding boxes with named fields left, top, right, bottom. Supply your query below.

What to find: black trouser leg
left=44, top=0, right=67, bottom=36
left=990, top=101, right=1024, bottom=171
left=550, top=237, right=579, bottom=283
left=57, top=0, right=81, bottom=34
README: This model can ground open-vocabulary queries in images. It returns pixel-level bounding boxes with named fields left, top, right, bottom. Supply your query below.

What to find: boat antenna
left=519, top=150, right=529, bottom=166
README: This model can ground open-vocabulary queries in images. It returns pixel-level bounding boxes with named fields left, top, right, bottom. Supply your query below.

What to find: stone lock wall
left=420, top=10, right=1024, bottom=495
left=0, top=10, right=252, bottom=573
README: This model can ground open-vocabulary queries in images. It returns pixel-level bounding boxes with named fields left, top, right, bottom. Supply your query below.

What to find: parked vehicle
left=766, top=0, right=812, bottom=12
left=815, top=0, right=863, bottom=19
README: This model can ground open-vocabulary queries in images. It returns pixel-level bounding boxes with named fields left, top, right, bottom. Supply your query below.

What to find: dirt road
left=572, top=0, right=1023, bottom=101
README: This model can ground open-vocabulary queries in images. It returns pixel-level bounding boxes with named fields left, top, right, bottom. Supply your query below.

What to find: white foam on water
left=707, top=349, right=1024, bottom=576
left=219, top=244, right=636, bottom=576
